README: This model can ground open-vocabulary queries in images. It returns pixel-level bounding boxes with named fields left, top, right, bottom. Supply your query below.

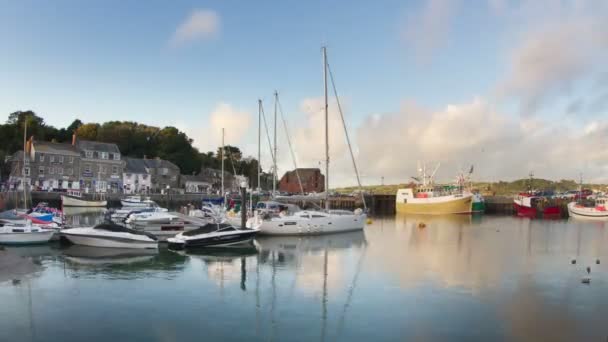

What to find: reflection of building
left=123, top=157, right=151, bottom=194
left=76, top=138, right=123, bottom=193
left=279, top=168, right=324, bottom=193
left=180, top=175, right=211, bottom=193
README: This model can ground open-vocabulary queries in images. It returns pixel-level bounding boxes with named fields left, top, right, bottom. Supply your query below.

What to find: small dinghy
left=0, top=222, right=54, bottom=245
left=167, top=223, right=259, bottom=250
left=61, top=223, right=158, bottom=249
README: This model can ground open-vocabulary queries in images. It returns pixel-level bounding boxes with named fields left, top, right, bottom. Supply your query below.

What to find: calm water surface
left=2, top=213, right=608, bottom=341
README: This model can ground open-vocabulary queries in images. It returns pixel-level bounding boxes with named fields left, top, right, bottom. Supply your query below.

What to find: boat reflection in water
left=62, top=207, right=107, bottom=227
left=61, top=246, right=187, bottom=280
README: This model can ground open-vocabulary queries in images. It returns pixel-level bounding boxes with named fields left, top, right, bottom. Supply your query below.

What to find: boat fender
left=366, top=218, right=372, bottom=224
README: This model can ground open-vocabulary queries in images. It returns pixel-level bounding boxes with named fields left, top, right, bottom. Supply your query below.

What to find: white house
left=181, top=175, right=211, bottom=194
left=122, top=157, right=151, bottom=194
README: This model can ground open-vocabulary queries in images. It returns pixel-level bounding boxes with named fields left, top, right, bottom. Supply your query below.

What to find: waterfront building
left=180, top=175, right=212, bottom=193
left=75, top=138, right=123, bottom=193
left=29, top=140, right=81, bottom=190
left=143, top=157, right=180, bottom=193
left=7, top=151, right=31, bottom=191
left=123, top=157, right=151, bottom=194
left=278, top=168, right=325, bottom=193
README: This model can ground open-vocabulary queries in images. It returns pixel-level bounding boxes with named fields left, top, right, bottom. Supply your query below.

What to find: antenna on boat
left=257, top=99, right=262, bottom=192
left=23, top=118, right=28, bottom=210
left=323, top=46, right=330, bottom=212
left=221, top=128, right=225, bottom=201
left=276, top=92, right=305, bottom=196
left=273, top=91, right=278, bottom=197
left=430, top=162, right=441, bottom=184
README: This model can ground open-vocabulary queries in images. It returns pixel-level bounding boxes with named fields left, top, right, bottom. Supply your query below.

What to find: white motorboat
left=61, top=223, right=158, bottom=249
left=111, top=206, right=167, bottom=223
left=120, top=196, right=157, bottom=208
left=125, top=211, right=176, bottom=225
left=167, top=223, right=259, bottom=250
left=568, top=198, right=608, bottom=220
left=0, top=222, right=54, bottom=245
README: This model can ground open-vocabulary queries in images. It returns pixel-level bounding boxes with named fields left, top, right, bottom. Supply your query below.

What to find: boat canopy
left=183, top=223, right=234, bottom=236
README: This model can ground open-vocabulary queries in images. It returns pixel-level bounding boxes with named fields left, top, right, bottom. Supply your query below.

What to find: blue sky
left=1, top=0, right=607, bottom=184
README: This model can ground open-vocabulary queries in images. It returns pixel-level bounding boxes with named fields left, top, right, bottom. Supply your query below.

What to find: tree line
left=0, top=111, right=273, bottom=188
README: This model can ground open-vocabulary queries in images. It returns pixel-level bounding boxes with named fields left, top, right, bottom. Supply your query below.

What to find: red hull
left=514, top=202, right=561, bottom=219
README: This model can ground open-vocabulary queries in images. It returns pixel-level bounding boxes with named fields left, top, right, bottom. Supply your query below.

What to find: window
left=126, top=173, right=132, bottom=178
left=39, top=166, right=44, bottom=175
left=171, top=175, right=177, bottom=181
left=113, top=153, right=120, bottom=160
left=59, top=156, right=64, bottom=163
left=24, top=167, right=30, bottom=176
left=58, top=168, right=63, bottom=175
left=142, top=175, right=148, bottom=180
left=162, top=168, right=169, bottom=175
left=67, top=168, right=73, bottom=176
left=69, top=156, right=74, bottom=163
left=39, top=154, right=45, bottom=162
left=50, top=155, right=55, bottom=163
left=49, top=167, right=54, bottom=175
left=86, top=151, right=93, bottom=158
left=100, top=152, right=109, bottom=160
left=112, top=166, right=118, bottom=175
left=84, top=164, right=91, bottom=173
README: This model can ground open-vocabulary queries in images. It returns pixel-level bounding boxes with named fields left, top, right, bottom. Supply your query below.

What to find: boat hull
left=0, top=231, right=54, bottom=245
left=120, top=200, right=153, bottom=207
left=62, top=233, right=157, bottom=249
left=568, top=202, right=608, bottom=220
left=396, top=195, right=472, bottom=215
left=61, top=195, right=107, bottom=207
left=253, top=214, right=366, bottom=236
left=514, top=201, right=560, bottom=219
left=169, top=230, right=258, bottom=249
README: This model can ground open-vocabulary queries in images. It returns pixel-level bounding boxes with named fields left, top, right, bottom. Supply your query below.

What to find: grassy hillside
left=334, top=179, right=608, bottom=196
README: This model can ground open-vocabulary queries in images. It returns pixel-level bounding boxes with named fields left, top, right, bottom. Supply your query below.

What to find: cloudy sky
left=1, top=0, right=607, bottom=186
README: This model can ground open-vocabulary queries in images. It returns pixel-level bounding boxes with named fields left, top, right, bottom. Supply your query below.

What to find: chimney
left=72, top=133, right=77, bottom=146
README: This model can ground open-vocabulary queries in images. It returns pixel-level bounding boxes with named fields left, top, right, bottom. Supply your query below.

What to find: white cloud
left=170, top=9, right=220, bottom=46
left=402, top=0, right=459, bottom=61
left=497, top=2, right=608, bottom=115
left=282, top=96, right=608, bottom=187
left=177, top=103, right=252, bottom=153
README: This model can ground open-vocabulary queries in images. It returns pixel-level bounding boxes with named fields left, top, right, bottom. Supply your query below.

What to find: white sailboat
left=251, top=47, right=366, bottom=235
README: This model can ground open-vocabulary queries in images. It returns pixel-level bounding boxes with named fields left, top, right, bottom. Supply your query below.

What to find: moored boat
left=0, top=223, right=54, bottom=245
left=513, top=193, right=561, bottom=219
left=61, top=194, right=107, bottom=207
left=120, top=196, right=157, bottom=207
left=61, top=223, right=158, bottom=249
left=568, top=198, right=608, bottom=220
left=167, top=222, right=259, bottom=250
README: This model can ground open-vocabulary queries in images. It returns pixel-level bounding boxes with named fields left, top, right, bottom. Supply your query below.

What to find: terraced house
left=30, top=140, right=81, bottom=190
left=75, top=138, right=123, bottom=193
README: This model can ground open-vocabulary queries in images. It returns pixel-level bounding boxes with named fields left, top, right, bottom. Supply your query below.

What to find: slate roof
left=181, top=175, right=210, bottom=183
left=123, top=157, right=149, bottom=174
left=33, top=141, right=80, bottom=156
left=143, top=158, right=180, bottom=171
left=76, top=140, right=120, bottom=153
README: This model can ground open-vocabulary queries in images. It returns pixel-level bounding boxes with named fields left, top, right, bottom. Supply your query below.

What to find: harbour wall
left=0, top=191, right=569, bottom=217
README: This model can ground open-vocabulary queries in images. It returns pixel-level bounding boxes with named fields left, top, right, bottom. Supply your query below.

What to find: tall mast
left=257, top=99, right=262, bottom=191
left=221, top=128, right=225, bottom=198
left=273, top=91, right=278, bottom=196
left=23, top=119, right=28, bottom=209
left=323, top=47, right=330, bottom=211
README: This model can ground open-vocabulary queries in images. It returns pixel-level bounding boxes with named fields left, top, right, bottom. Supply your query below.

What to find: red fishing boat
left=513, top=193, right=561, bottom=219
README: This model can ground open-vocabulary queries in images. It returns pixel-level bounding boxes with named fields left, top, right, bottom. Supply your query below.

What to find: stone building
left=143, top=158, right=180, bottom=193
left=123, top=157, right=151, bottom=194
left=7, top=151, right=30, bottom=191
left=76, top=138, right=123, bottom=193
left=180, top=175, right=211, bottom=193
left=278, top=168, right=325, bottom=193
left=29, top=140, right=81, bottom=191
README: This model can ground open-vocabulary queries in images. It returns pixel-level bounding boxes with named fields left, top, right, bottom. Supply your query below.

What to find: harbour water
left=2, top=213, right=608, bottom=341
